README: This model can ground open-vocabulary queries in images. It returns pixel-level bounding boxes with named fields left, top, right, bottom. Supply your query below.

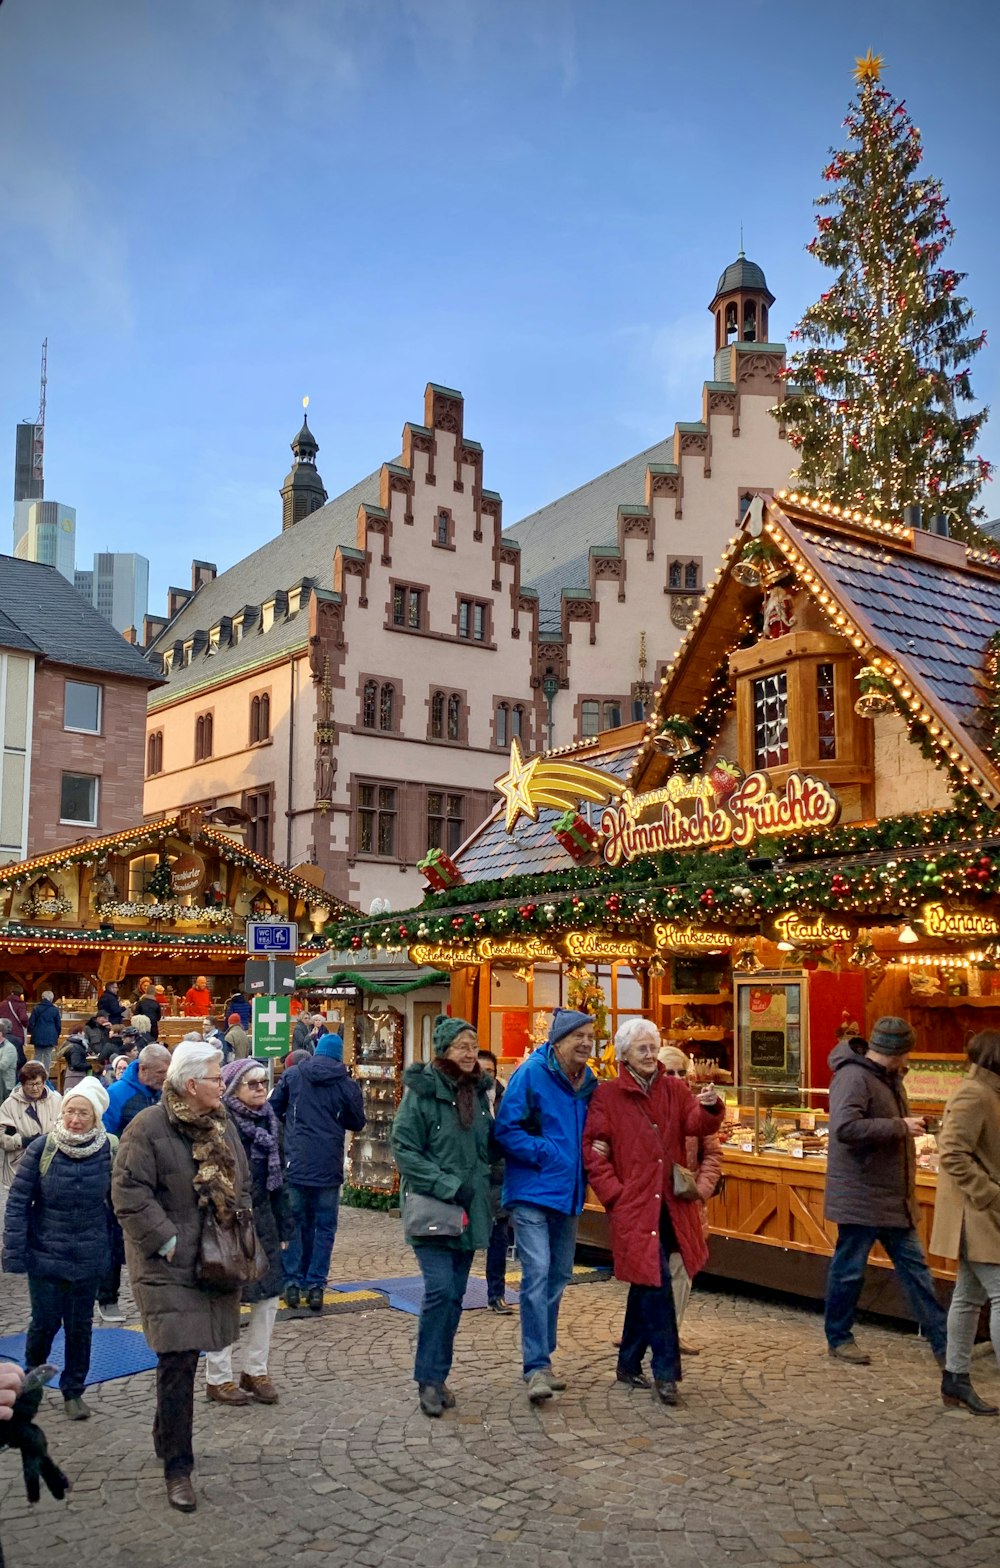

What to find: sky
left=1, top=0, right=999, bottom=611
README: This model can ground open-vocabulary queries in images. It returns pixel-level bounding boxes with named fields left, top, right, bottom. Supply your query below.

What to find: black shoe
left=438, top=1382, right=456, bottom=1409
left=615, top=1369, right=651, bottom=1390
left=488, top=1298, right=515, bottom=1316
left=283, top=1284, right=300, bottom=1310
left=166, top=1475, right=197, bottom=1512
left=942, top=1370, right=999, bottom=1415
left=653, top=1379, right=678, bottom=1405
left=419, top=1383, right=444, bottom=1418
left=307, top=1287, right=324, bottom=1312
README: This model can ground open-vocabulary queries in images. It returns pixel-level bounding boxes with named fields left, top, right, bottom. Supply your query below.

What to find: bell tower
left=709, top=249, right=776, bottom=381
left=280, top=399, right=328, bottom=533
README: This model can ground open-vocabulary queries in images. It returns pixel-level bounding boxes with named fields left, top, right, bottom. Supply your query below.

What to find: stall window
left=817, top=663, right=837, bottom=759
left=753, top=672, right=788, bottom=769
left=487, top=962, right=646, bottom=1067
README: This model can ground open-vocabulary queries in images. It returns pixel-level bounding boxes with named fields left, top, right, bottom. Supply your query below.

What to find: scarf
left=433, top=1058, right=481, bottom=1130
left=624, top=1065, right=655, bottom=1096
left=163, top=1085, right=238, bottom=1220
left=49, top=1122, right=108, bottom=1160
left=225, top=1098, right=282, bottom=1192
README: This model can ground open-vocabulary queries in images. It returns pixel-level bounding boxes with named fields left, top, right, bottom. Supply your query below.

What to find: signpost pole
left=267, top=952, right=276, bottom=1090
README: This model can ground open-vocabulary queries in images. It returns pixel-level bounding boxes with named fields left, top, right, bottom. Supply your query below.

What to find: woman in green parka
left=391, top=1016, right=493, bottom=1418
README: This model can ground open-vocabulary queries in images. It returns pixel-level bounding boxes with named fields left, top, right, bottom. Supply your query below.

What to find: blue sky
left=1, top=0, right=998, bottom=610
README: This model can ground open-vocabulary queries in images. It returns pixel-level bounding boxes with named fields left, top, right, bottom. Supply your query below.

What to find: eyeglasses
left=244, top=1076, right=268, bottom=1088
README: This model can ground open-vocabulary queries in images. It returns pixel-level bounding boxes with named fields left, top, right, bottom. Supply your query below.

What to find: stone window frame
left=248, top=689, right=272, bottom=746
left=493, top=698, right=529, bottom=750
left=242, top=783, right=274, bottom=859
left=354, top=777, right=401, bottom=861
left=359, top=675, right=399, bottom=734
left=389, top=579, right=429, bottom=633
left=666, top=556, right=702, bottom=593
left=146, top=730, right=164, bottom=778
left=425, top=788, right=466, bottom=856
left=577, top=695, right=625, bottom=739
left=432, top=507, right=455, bottom=551
left=427, top=686, right=469, bottom=745
left=194, top=709, right=214, bottom=762
left=456, top=595, right=492, bottom=643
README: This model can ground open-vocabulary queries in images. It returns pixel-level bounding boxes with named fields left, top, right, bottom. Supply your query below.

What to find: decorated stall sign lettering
left=654, top=921, right=732, bottom=953
left=408, top=943, right=479, bottom=969
left=600, top=771, right=840, bottom=868
left=477, top=937, right=561, bottom=963
left=561, top=931, right=652, bottom=963
left=773, top=912, right=852, bottom=946
left=170, top=852, right=205, bottom=897
left=920, top=904, right=1000, bottom=941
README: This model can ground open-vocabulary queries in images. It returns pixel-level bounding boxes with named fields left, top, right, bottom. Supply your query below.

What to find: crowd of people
left=3, top=986, right=1000, bottom=1519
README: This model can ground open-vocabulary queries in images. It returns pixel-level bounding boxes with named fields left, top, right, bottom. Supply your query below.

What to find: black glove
left=0, top=1383, right=71, bottom=1505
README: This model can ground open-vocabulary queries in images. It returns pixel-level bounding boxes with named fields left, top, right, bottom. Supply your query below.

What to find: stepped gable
left=630, top=490, right=1000, bottom=805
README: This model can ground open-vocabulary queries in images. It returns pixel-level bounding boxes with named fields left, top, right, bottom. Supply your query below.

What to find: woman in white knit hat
left=1, top=1076, right=114, bottom=1421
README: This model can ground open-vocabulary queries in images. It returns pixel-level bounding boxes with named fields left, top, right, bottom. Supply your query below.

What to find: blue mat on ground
left=328, top=1275, right=519, bottom=1316
left=0, top=1326, right=158, bottom=1386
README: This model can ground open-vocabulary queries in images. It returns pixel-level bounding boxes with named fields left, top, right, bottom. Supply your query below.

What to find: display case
left=657, top=956, right=733, bottom=1082
left=348, top=1004, right=404, bottom=1194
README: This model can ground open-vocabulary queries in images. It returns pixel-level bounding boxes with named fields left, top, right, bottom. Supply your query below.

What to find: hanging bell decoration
left=849, top=939, right=882, bottom=971
left=733, top=946, right=763, bottom=974
left=732, top=539, right=781, bottom=588
left=653, top=715, right=698, bottom=758
left=854, top=666, right=896, bottom=718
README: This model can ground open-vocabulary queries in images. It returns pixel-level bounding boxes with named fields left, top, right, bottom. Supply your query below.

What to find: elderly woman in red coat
left=584, top=1017, right=725, bottom=1406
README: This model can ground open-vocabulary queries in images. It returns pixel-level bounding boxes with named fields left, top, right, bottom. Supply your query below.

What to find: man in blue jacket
left=27, top=991, right=62, bottom=1075
left=270, top=1034, right=366, bottom=1312
left=494, top=1009, right=597, bottom=1403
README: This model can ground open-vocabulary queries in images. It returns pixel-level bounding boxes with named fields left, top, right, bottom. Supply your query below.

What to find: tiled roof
left=797, top=521, right=1000, bottom=750
left=0, top=556, right=160, bottom=684
left=506, top=438, right=674, bottom=629
left=456, top=742, right=639, bottom=883
left=0, top=605, right=40, bottom=656
left=147, top=468, right=381, bottom=702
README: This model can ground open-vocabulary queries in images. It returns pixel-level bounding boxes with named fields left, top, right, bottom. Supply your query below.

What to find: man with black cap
left=824, top=1015, right=948, bottom=1366
left=494, top=1008, right=597, bottom=1402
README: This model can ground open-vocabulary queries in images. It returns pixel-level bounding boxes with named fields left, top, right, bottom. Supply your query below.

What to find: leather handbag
left=196, top=1206, right=267, bottom=1288
left=402, top=1191, right=468, bottom=1244
left=671, top=1163, right=701, bottom=1201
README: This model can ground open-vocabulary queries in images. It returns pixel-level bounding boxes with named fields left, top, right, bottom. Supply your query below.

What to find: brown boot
left=240, top=1372, right=279, bottom=1405
left=206, top=1380, right=250, bottom=1405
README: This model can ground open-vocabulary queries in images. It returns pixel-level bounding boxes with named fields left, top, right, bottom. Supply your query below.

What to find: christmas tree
left=774, top=51, right=991, bottom=533
left=148, top=854, right=174, bottom=903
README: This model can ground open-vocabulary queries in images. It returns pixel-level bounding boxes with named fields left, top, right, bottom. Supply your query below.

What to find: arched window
left=684, top=560, right=700, bottom=591
left=259, top=692, right=270, bottom=740
left=447, top=694, right=461, bottom=741
left=249, top=693, right=270, bottom=744
left=146, top=731, right=163, bottom=777
left=743, top=300, right=757, bottom=342
left=725, top=302, right=738, bottom=342
left=362, top=681, right=378, bottom=729
left=496, top=703, right=508, bottom=747
left=194, top=712, right=213, bottom=761
left=668, top=560, right=682, bottom=590
left=379, top=683, right=395, bottom=731
left=431, top=691, right=445, bottom=739
left=512, top=705, right=524, bottom=740
left=436, top=511, right=451, bottom=546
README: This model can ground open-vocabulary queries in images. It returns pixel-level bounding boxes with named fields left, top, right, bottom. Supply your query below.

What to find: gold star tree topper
left=854, top=48, right=883, bottom=85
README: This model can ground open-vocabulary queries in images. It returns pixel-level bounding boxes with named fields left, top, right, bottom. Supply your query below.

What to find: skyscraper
left=13, top=421, right=43, bottom=504
left=13, top=500, right=76, bottom=581
left=75, top=550, right=149, bottom=635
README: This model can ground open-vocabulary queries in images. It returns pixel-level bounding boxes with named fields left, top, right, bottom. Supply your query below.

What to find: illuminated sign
left=408, top=937, right=561, bottom=969
left=773, top=912, right=852, bottom=946
left=408, top=944, right=478, bottom=969
left=654, top=921, right=732, bottom=952
left=495, top=739, right=624, bottom=831
left=921, top=904, right=1000, bottom=941
left=561, top=931, right=652, bottom=963
left=601, top=771, right=840, bottom=868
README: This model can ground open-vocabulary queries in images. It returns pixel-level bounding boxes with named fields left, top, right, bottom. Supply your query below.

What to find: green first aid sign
left=252, top=995, right=291, bottom=1059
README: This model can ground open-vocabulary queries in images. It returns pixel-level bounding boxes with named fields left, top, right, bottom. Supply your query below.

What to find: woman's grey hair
left=42, top=990, right=54, bottom=1002
left=614, top=1015, right=660, bottom=1061
left=165, top=1041, right=221, bottom=1092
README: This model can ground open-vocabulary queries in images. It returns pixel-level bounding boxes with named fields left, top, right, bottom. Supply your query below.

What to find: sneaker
left=828, top=1339, right=871, bottom=1365
left=63, top=1397, right=91, bottom=1421
left=548, top=1372, right=567, bottom=1391
left=307, top=1287, right=324, bottom=1313
left=206, top=1381, right=250, bottom=1405
left=283, top=1284, right=301, bottom=1310
left=418, top=1382, right=444, bottom=1418
left=488, top=1298, right=515, bottom=1315
left=96, top=1300, right=125, bottom=1324
left=526, top=1369, right=553, bottom=1404
left=239, top=1372, right=279, bottom=1405
left=438, top=1382, right=456, bottom=1409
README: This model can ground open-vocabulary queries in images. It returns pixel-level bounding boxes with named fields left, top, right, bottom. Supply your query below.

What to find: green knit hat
left=432, top=1015, right=476, bottom=1056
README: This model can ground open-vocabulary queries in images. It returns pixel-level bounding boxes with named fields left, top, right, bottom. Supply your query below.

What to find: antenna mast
left=33, top=338, right=47, bottom=496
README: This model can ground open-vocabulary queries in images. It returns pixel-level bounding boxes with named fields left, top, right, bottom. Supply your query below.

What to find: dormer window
left=731, top=630, right=870, bottom=792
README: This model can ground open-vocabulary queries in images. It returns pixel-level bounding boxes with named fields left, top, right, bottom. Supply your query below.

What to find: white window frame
left=63, top=679, right=102, bottom=735
left=59, top=771, right=99, bottom=827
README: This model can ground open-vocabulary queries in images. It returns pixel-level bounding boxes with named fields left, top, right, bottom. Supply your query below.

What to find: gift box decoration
left=552, top=809, right=601, bottom=863
left=417, top=846, right=465, bottom=891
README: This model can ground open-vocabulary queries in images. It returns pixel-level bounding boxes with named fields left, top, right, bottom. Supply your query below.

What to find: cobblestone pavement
left=2, top=1208, right=999, bottom=1568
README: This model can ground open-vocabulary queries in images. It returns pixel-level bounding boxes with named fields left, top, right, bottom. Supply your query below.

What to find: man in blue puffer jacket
left=494, top=1009, right=597, bottom=1403
left=269, top=1034, right=365, bottom=1312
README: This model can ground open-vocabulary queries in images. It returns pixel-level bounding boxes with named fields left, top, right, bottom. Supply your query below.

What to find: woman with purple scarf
left=204, top=1059, right=291, bottom=1407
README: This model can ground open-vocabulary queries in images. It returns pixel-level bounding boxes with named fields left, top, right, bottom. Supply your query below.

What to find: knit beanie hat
left=432, top=1016, right=475, bottom=1056
left=227, top=1013, right=242, bottom=1027
left=315, top=1033, right=344, bottom=1061
left=221, top=1058, right=265, bottom=1097
left=869, top=1016, right=916, bottom=1055
left=63, top=1076, right=110, bottom=1122
left=547, top=1009, right=593, bottom=1048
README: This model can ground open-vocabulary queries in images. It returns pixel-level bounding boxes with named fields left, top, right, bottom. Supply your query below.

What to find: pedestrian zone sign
left=252, top=995, right=291, bottom=1059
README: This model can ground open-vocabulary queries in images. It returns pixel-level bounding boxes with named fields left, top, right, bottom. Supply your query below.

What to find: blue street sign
left=247, top=920, right=298, bottom=956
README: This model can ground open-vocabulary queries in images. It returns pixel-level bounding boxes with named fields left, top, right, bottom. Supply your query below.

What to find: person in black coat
left=132, top=991, right=162, bottom=1041
left=269, top=1034, right=365, bottom=1311
left=1, top=1078, right=114, bottom=1421
left=61, top=1031, right=92, bottom=1093
left=204, top=1060, right=292, bottom=1405
left=477, top=1049, right=514, bottom=1314
left=26, top=993, right=61, bottom=1075
left=224, top=991, right=252, bottom=1032
left=96, top=984, right=126, bottom=1026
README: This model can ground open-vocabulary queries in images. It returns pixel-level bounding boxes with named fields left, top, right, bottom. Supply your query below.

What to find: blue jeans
left=824, top=1223, right=948, bottom=1354
left=509, top=1203, right=578, bottom=1375
left=283, top=1183, right=341, bottom=1291
left=413, top=1245, right=473, bottom=1384
left=617, top=1221, right=681, bottom=1383
left=485, top=1215, right=511, bottom=1304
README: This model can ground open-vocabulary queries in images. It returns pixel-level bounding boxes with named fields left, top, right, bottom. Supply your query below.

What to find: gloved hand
left=0, top=1382, right=71, bottom=1505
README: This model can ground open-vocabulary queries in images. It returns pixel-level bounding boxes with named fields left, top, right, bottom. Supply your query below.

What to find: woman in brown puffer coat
left=113, top=1041, right=251, bottom=1514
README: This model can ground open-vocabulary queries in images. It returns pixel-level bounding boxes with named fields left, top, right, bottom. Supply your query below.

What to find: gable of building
left=0, top=555, right=160, bottom=685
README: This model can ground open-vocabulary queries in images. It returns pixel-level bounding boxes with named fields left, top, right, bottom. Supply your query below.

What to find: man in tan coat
left=930, top=1029, right=1000, bottom=1415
